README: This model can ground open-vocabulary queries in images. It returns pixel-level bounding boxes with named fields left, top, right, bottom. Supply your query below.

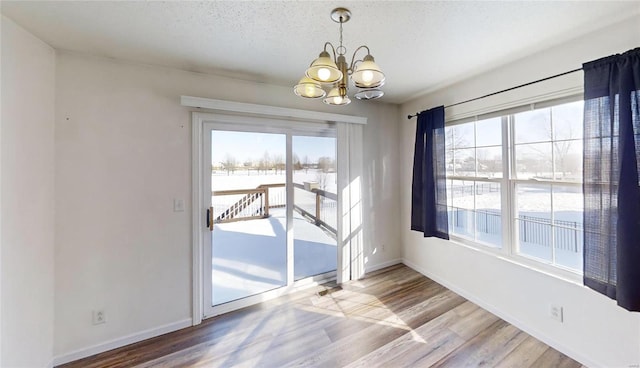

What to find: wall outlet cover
left=93, top=310, right=106, bottom=325
left=550, top=304, right=563, bottom=322
left=173, top=198, right=185, bottom=212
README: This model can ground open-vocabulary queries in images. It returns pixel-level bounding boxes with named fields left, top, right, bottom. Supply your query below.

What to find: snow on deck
left=211, top=208, right=336, bottom=306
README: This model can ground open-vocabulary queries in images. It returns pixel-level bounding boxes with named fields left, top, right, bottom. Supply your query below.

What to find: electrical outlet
left=550, top=304, right=563, bottom=322
left=173, top=198, right=185, bottom=212
left=93, top=309, right=106, bottom=325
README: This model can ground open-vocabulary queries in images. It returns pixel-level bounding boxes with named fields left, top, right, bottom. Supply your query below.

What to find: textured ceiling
left=2, top=1, right=639, bottom=104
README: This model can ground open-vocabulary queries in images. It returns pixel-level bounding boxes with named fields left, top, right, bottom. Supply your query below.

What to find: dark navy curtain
left=583, top=48, right=640, bottom=312
left=411, top=106, right=449, bottom=240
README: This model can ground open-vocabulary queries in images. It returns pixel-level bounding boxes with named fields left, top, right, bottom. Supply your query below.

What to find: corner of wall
left=1, top=15, right=56, bottom=368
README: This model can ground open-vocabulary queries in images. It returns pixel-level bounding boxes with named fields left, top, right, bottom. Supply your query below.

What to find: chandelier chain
left=338, top=20, right=344, bottom=55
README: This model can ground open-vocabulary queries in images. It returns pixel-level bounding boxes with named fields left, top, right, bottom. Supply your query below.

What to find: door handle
left=206, top=207, right=214, bottom=231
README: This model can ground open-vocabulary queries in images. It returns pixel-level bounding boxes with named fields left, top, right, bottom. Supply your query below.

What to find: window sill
left=447, top=234, right=584, bottom=286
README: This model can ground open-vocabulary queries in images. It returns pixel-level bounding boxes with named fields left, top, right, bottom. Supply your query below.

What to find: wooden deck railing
left=292, top=183, right=337, bottom=236
left=213, top=183, right=285, bottom=223
left=213, top=182, right=337, bottom=236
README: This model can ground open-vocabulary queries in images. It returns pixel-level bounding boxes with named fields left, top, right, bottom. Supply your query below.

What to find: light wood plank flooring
left=58, top=264, right=584, bottom=368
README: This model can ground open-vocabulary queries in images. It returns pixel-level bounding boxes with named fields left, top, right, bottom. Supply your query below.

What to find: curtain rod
left=406, top=67, right=583, bottom=119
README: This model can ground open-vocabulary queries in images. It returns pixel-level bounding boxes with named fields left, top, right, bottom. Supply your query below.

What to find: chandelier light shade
left=323, top=87, right=351, bottom=105
left=354, top=88, right=384, bottom=101
left=351, top=54, right=385, bottom=88
left=294, top=7, right=385, bottom=105
left=294, top=76, right=326, bottom=98
left=306, top=51, right=343, bottom=84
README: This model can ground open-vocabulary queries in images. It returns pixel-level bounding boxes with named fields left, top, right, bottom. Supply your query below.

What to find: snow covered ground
left=211, top=208, right=336, bottom=306
left=449, top=182, right=583, bottom=271
left=212, top=169, right=337, bottom=192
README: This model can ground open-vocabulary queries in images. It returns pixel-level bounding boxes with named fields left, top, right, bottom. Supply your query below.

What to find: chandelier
left=294, top=7, right=385, bottom=106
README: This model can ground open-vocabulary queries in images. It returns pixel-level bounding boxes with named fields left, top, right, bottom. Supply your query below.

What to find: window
left=445, top=99, right=584, bottom=273
left=446, top=117, right=503, bottom=248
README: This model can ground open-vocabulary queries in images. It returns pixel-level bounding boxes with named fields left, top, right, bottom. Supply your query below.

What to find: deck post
left=315, top=191, right=321, bottom=225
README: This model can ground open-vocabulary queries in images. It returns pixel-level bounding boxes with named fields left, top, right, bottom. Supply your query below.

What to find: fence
left=449, top=182, right=500, bottom=197
left=451, top=207, right=501, bottom=236
left=449, top=207, right=582, bottom=252
left=519, top=215, right=582, bottom=252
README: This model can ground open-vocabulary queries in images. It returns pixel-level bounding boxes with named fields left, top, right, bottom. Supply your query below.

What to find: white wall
left=54, top=51, right=400, bottom=360
left=400, top=15, right=640, bottom=368
left=1, top=16, right=56, bottom=367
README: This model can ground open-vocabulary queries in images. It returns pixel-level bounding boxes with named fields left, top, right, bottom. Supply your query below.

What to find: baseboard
left=401, top=259, right=600, bottom=368
left=364, top=258, right=402, bottom=273
left=52, top=318, right=192, bottom=367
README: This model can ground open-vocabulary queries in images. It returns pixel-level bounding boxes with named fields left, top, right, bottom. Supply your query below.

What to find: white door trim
left=191, top=113, right=204, bottom=326
left=181, top=96, right=367, bottom=125
left=191, top=102, right=365, bottom=324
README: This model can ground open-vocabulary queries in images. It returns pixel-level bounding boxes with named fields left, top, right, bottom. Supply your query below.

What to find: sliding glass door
left=293, top=136, right=337, bottom=281
left=209, top=130, right=288, bottom=306
left=202, top=121, right=337, bottom=317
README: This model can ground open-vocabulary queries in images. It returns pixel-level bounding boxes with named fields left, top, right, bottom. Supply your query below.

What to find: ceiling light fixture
left=294, top=7, right=385, bottom=105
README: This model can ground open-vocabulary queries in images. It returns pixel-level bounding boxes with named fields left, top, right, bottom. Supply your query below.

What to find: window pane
left=447, top=123, right=474, bottom=149
left=553, top=139, right=583, bottom=181
left=445, top=126, right=454, bottom=151
left=515, top=143, right=552, bottom=179
left=553, top=185, right=583, bottom=271
left=450, top=180, right=474, bottom=238
left=292, top=136, right=337, bottom=281
left=553, top=226, right=583, bottom=270
left=514, top=109, right=551, bottom=144
left=516, top=184, right=552, bottom=262
left=552, top=101, right=584, bottom=141
left=452, top=148, right=475, bottom=176
left=210, top=131, right=288, bottom=305
left=476, top=117, right=502, bottom=147
left=475, top=182, right=501, bottom=248
left=477, top=146, right=502, bottom=178
left=445, top=144, right=454, bottom=176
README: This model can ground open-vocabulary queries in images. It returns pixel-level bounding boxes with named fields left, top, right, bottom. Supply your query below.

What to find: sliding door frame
left=190, top=102, right=366, bottom=324
left=202, top=117, right=337, bottom=318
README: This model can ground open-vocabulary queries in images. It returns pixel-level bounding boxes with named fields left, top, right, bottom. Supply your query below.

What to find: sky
left=446, top=100, right=583, bottom=150
left=211, top=131, right=336, bottom=165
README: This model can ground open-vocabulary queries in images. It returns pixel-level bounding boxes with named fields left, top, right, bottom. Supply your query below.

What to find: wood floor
left=58, top=264, right=584, bottom=368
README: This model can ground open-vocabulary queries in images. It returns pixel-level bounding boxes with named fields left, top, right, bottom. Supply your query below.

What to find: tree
left=521, top=122, right=580, bottom=179
left=317, top=156, right=335, bottom=173
left=223, top=153, right=237, bottom=175
left=259, top=151, right=271, bottom=174
left=303, top=155, right=310, bottom=173
left=552, top=123, right=580, bottom=179
left=445, top=125, right=472, bottom=174
left=315, top=171, right=328, bottom=190
left=273, top=154, right=285, bottom=174
left=476, top=149, right=501, bottom=176
left=293, top=154, right=302, bottom=171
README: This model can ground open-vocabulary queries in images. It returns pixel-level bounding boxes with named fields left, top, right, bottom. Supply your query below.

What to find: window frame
left=444, top=95, right=584, bottom=284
